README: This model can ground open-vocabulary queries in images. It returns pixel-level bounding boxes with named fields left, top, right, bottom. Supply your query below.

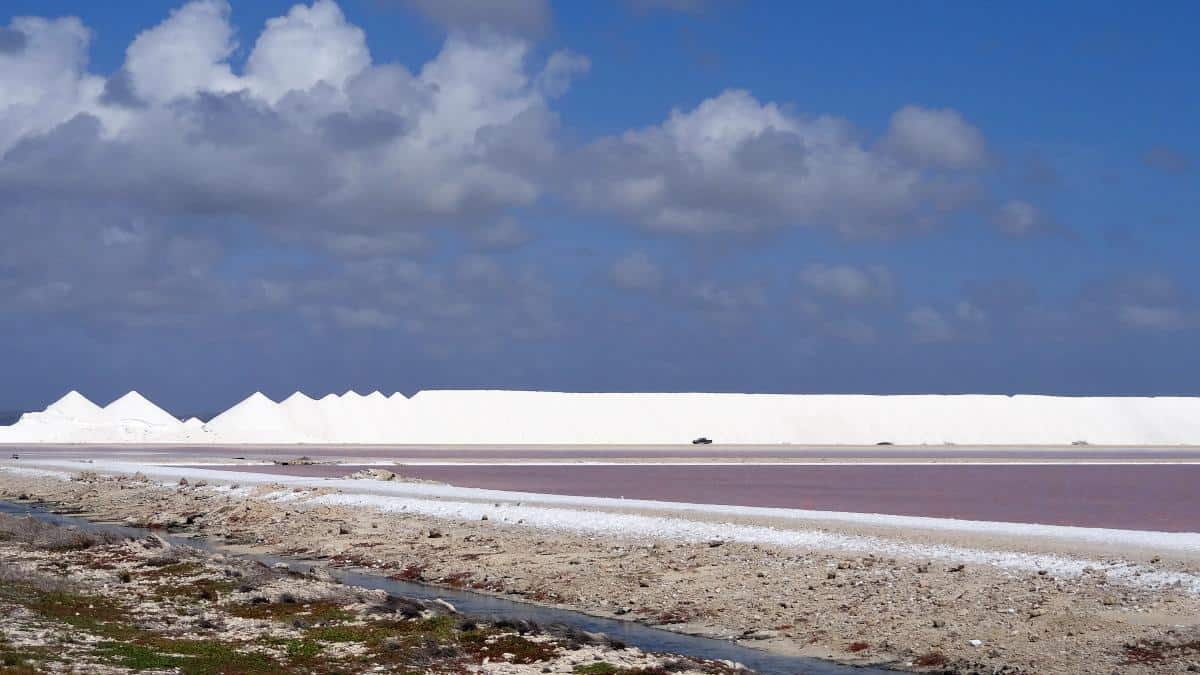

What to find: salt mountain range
left=1, top=390, right=1200, bottom=446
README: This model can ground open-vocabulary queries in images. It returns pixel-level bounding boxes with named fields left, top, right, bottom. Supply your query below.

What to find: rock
left=149, top=513, right=185, bottom=528
left=932, top=619, right=946, bottom=628
left=968, top=639, right=983, bottom=647
left=428, top=529, right=444, bottom=538
left=350, top=468, right=397, bottom=481
left=307, top=567, right=336, bottom=583
left=141, top=534, right=170, bottom=549
left=178, top=478, right=189, bottom=486
left=274, top=457, right=316, bottom=466
left=1102, top=595, right=1118, bottom=606
left=481, top=515, right=489, bottom=521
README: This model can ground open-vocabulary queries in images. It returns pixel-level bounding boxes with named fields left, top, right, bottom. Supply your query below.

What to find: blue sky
left=0, top=0, right=1196, bottom=413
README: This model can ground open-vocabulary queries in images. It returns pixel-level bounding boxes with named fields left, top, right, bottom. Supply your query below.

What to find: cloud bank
left=0, top=0, right=1193, bottom=406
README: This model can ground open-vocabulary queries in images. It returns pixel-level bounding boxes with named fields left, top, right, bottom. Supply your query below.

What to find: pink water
left=190, top=463, right=1200, bottom=532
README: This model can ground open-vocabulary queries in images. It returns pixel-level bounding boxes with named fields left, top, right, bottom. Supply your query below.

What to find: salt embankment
left=2, top=390, right=1200, bottom=445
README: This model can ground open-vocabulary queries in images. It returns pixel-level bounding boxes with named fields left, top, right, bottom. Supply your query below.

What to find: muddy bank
left=3, top=470, right=1200, bottom=673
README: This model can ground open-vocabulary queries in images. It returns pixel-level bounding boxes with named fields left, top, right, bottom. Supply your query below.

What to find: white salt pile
left=2, top=389, right=1200, bottom=446
left=43, top=390, right=102, bottom=419
left=99, top=391, right=180, bottom=427
left=203, top=392, right=290, bottom=443
left=0, top=391, right=185, bottom=443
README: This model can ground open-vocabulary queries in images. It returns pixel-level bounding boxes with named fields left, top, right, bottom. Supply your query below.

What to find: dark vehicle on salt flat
left=692, top=437, right=712, bottom=445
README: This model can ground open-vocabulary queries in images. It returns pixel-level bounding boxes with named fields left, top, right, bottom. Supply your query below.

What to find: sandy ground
left=2, top=465, right=1200, bottom=673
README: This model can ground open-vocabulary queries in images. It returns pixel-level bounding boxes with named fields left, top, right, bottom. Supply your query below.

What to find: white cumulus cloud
left=798, top=263, right=894, bottom=304
left=244, top=0, right=371, bottom=103
left=573, top=90, right=980, bottom=236
left=123, top=0, right=240, bottom=103
left=881, top=105, right=987, bottom=170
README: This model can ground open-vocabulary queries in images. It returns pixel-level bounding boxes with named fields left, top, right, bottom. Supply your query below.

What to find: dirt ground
left=3, top=470, right=1200, bottom=674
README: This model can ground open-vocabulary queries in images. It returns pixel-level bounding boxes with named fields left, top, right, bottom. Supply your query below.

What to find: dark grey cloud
left=99, top=70, right=147, bottom=108
left=176, top=91, right=287, bottom=147
left=319, top=110, right=408, bottom=149
left=0, top=26, right=27, bottom=53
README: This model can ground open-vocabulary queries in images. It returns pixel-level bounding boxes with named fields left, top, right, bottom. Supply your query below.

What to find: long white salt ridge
left=2, top=389, right=1200, bottom=445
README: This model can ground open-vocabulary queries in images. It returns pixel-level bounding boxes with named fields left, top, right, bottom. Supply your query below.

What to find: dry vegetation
left=0, top=511, right=743, bottom=674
